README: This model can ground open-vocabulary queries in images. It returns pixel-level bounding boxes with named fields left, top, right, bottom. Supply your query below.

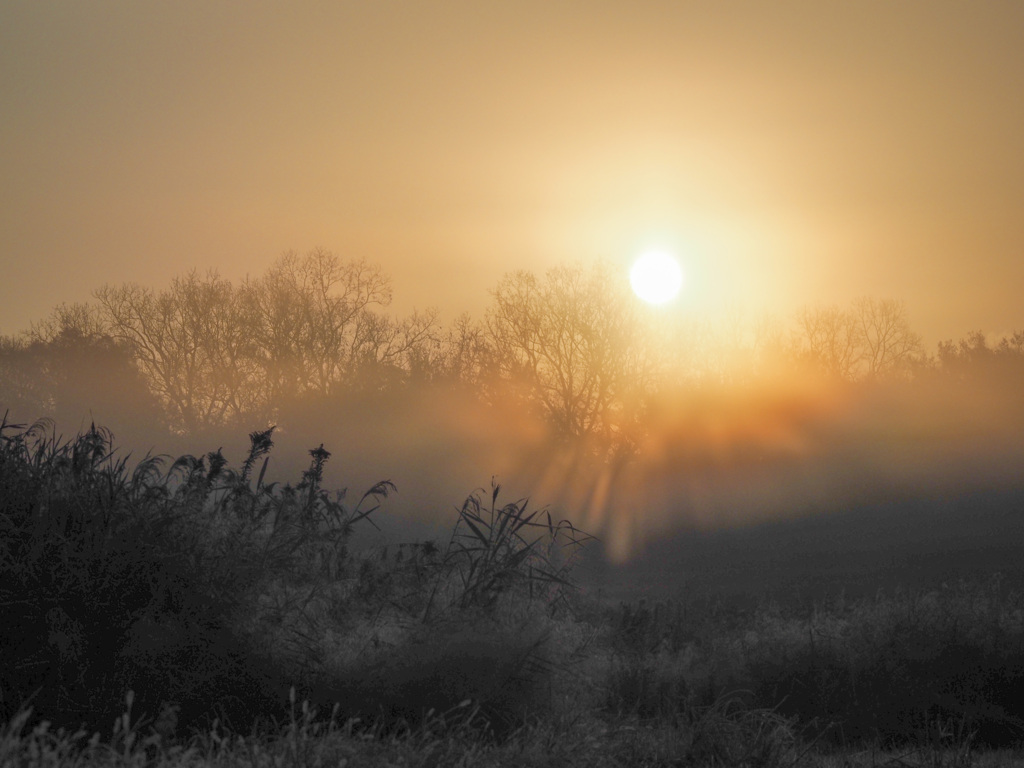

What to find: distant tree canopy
left=936, top=329, right=1024, bottom=390
left=1, top=249, right=1020, bottom=452
left=0, top=302, right=160, bottom=436
left=791, top=298, right=923, bottom=381
left=90, top=250, right=441, bottom=432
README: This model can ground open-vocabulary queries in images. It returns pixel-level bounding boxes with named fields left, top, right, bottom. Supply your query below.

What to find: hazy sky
left=3, top=1, right=1023, bottom=344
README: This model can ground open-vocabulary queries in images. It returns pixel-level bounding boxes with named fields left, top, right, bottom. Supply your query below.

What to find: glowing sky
left=3, top=2, right=1023, bottom=343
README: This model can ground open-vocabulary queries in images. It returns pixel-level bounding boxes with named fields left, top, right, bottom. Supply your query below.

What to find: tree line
left=2, top=249, right=1021, bottom=451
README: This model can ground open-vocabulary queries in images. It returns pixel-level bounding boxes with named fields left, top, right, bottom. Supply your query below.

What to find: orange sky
left=2, top=1, right=1023, bottom=344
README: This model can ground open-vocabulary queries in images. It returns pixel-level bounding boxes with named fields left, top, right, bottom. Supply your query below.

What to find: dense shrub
left=0, top=416, right=390, bottom=737
left=0, top=416, right=597, bottom=744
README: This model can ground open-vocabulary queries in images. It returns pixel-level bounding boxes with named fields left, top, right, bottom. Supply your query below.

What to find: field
left=4, top=417, right=1024, bottom=767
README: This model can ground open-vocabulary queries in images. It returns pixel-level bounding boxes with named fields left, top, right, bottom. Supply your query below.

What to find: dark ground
left=577, top=485, right=1024, bottom=607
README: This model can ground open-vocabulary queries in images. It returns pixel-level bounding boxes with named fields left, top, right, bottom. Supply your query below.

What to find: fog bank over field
left=2, top=256, right=1023, bottom=577
left=5, top=360, right=1023, bottom=579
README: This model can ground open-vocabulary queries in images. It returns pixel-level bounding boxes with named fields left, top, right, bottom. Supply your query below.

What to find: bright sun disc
left=630, top=250, right=683, bottom=304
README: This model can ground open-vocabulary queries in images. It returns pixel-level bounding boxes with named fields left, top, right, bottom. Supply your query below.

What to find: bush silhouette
left=0, top=416, right=390, bottom=737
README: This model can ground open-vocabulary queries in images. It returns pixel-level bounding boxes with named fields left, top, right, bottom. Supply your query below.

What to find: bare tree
left=89, top=250, right=445, bottom=431
left=95, top=271, right=251, bottom=432
left=429, top=312, right=492, bottom=386
left=851, top=297, right=922, bottom=380
left=26, top=302, right=109, bottom=345
left=346, top=307, right=442, bottom=391
left=791, top=298, right=921, bottom=381
left=240, top=249, right=444, bottom=399
left=239, top=249, right=395, bottom=403
left=793, top=304, right=862, bottom=380
left=485, top=262, right=655, bottom=445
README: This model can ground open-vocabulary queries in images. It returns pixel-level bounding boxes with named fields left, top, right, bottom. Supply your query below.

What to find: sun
left=630, top=250, right=683, bottom=304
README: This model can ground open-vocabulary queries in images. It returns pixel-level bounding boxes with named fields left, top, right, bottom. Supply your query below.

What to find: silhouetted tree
left=240, top=249, right=441, bottom=400
left=938, top=330, right=1024, bottom=386
left=25, top=301, right=109, bottom=344
left=414, top=312, right=489, bottom=386
left=484, top=262, right=656, bottom=446
left=89, top=250, right=444, bottom=431
left=851, top=297, right=923, bottom=380
left=0, top=303, right=162, bottom=439
left=791, top=298, right=922, bottom=381
left=348, top=307, right=442, bottom=392
left=793, top=304, right=861, bottom=380
left=239, top=249, right=394, bottom=403
left=0, top=335, right=48, bottom=420
left=998, top=330, right=1024, bottom=356
left=95, top=271, right=252, bottom=433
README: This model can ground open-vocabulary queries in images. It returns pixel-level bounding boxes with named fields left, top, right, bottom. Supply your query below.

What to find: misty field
left=5, top=254, right=1024, bottom=559
left=4, top=417, right=1024, bottom=768
left=3, top=256, right=1024, bottom=765
left=9, top=0, right=1024, bottom=761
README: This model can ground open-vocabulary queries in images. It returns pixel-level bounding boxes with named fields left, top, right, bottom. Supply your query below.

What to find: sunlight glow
left=630, top=250, right=683, bottom=304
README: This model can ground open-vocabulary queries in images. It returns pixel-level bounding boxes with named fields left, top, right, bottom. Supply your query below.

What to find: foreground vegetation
left=4, top=418, right=1024, bottom=766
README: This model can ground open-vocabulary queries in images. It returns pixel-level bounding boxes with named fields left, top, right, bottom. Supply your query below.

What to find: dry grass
left=4, top=417, right=1024, bottom=766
